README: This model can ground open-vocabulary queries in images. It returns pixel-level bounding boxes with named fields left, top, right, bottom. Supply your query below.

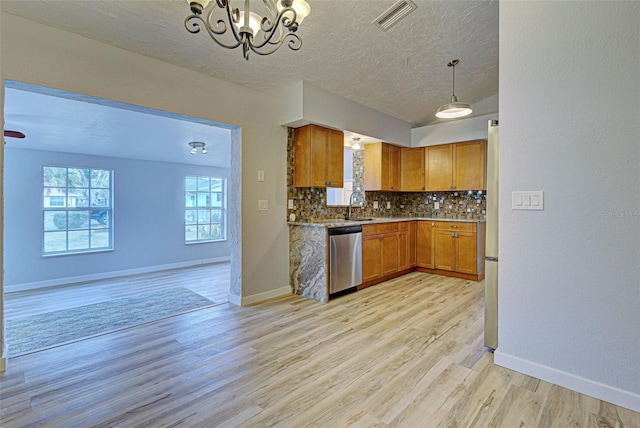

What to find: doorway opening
left=2, top=80, right=241, bottom=357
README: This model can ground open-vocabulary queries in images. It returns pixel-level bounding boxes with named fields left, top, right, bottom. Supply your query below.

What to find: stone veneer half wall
left=287, top=128, right=487, bottom=222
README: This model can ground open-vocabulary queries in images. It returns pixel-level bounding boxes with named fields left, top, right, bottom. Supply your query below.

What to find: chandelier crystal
left=185, top=0, right=311, bottom=60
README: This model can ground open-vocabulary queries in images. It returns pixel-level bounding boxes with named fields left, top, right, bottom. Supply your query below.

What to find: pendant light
left=351, top=137, right=361, bottom=150
left=436, top=59, right=473, bottom=119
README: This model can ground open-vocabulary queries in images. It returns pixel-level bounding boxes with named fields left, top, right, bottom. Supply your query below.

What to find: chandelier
left=185, top=0, right=311, bottom=60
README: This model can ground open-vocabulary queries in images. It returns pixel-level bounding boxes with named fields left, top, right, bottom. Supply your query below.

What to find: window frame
left=184, top=175, right=226, bottom=244
left=42, top=166, right=114, bottom=256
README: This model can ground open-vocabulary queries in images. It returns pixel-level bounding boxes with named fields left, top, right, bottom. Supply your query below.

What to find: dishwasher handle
left=328, top=225, right=363, bottom=236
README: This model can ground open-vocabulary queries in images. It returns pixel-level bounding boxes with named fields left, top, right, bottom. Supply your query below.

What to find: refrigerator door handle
left=486, top=256, right=498, bottom=262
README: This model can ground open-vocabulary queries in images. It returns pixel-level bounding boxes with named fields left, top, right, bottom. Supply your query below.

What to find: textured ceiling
left=0, top=0, right=499, bottom=127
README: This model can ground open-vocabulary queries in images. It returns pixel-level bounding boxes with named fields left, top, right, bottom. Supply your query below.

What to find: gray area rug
left=7, top=287, right=214, bottom=356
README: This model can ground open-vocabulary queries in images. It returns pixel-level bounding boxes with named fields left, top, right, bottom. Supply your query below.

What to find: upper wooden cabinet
left=426, top=140, right=486, bottom=191
left=293, top=124, right=344, bottom=188
left=400, top=147, right=425, bottom=191
left=454, top=140, right=486, bottom=191
left=364, top=142, right=401, bottom=191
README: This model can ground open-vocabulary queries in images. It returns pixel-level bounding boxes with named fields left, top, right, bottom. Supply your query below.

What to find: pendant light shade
left=436, top=59, right=472, bottom=119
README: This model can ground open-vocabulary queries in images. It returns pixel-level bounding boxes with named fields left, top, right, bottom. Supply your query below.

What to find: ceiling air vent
left=373, top=0, right=418, bottom=32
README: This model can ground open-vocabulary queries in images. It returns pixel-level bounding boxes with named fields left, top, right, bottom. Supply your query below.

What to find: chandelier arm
left=250, top=7, right=298, bottom=50
left=184, top=14, right=243, bottom=50
left=249, top=33, right=302, bottom=56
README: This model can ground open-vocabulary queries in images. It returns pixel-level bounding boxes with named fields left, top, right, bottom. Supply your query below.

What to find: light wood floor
left=1, top=272, right=638, bottom=427
left=4, top=262, right=230, bottom=320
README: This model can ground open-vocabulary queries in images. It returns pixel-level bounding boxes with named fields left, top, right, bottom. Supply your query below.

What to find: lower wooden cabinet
left=417, top=221, right=435, bottom=269
left=361, top=220, right=485, bottom=289
left=430, top=221, right=485, bottom=277
left=362, top=234, right=382, bottom=283
left=361, top=222, right=414, bottom=288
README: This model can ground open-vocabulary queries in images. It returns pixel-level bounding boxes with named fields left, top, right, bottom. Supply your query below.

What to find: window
left=43, top=166, right=113, bottom=255
left=185, top=176, right=225, bottom=243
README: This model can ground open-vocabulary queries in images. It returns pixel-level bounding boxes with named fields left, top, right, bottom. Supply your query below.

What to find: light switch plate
left=257, top=170, right=265, bottom=182
left=386, top=201, right=391, bottom=209
left=373, top=201, right=379, bottom=209
left=258, top=200, right=268, bottom=211
left=512, top=191, right=544, bottom=210
left=288, top=199, right=294, bottom=209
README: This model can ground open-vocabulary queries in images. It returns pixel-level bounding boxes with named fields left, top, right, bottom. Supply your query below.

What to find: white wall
left=497, top=1, right=640, bottom=411
left=4, top=148, right=230, bottom=290
left=411, top=113, right=498, bottom=147
left=282, top=82, right=413, bottom=145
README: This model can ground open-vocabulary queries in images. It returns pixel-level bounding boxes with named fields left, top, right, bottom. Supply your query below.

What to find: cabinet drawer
left=435, top=222, right=476, bottom=232
left=375, top=222, right=399, bottom=234
left=362, top=224, right=378, bottom=236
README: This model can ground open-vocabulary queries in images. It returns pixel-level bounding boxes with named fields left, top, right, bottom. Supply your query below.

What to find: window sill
left=42, top=248, right=114, bottom=258
left=185, top=239, right=226, bottom=245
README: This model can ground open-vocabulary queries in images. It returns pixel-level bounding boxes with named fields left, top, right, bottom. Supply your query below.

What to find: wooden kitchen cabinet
left=293, top=124, right=344, bottom=188
left=426, top=144, right=454, bottom=191
left=362, top=220, right=484, bottom=289
left=426, top=140, right=486, bottom=191
left=417, top=221, right=435, bottom=269
left=381, top=233, right=399, bottom=276
left=362, top=233, right=382, bottom=283
left=455, top=140, right=486, bottom=191
left=433, top=222, right=484, bottom=275
left=407, top=221, right=417, bottom=268
left=400, top=147, right=425, bottom=191
left=364, top=142, right=401, bottom=191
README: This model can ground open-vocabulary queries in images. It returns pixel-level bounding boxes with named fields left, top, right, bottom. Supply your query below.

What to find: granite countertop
left=288, top=216, right=486, bottom=228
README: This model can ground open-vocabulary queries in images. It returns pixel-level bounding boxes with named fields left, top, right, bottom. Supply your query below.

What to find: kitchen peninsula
left=289, top=217, right=485, bottom=303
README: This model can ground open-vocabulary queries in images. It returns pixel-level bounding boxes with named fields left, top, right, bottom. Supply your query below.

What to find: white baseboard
left=227, top=286, right=291, bottom=307
left=5, top=257, right=230, bottom=293
left=494, top=350, right=640, bottom=413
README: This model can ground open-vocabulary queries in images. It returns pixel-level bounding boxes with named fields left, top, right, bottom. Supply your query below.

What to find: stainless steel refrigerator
left=484, top=119, right=499, bottom=349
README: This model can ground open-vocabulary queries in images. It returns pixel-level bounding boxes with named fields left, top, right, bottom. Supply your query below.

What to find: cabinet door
left=434, top=229, right=455, bottom=271
left=417, top=221, right=435, bottom=268
left=310, top=125, right=329, bottom=187
left=364, top=143, right=383, bottom=191
left=455, top=231, right=478, bottom=274
left=326, top=129, right=344, bottom=188
left=293, top=126, right=312, bottom=187
left=408, top=221, right=417, bottom=267
left=455, top=140, right=486, bottom=190
left=400, top=147, right=425, bottom=191
left=362, top=234, right=382, bottom=282
left=427, top=145, right=454, bottom=191
left=388, top=145, right=401, bottom=191
left=397, top=231, right=409, bottom=271
left=381, top=233, right=399, bottom=276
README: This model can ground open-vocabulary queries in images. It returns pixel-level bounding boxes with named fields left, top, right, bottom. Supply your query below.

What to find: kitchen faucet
left=348, top=191, right=364, bottom=220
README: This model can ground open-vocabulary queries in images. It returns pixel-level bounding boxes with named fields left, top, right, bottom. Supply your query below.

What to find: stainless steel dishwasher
left=329, top=225, right=362, bottom=295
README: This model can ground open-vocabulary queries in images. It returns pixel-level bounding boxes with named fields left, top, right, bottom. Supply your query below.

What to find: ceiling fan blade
left=4, top=130, right=26, bottom=138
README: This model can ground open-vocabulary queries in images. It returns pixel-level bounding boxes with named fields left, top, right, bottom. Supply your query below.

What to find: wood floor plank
left=1, top=269, right=638, bottom=427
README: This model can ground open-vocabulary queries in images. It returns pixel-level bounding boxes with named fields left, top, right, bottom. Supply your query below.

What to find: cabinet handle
left=327, top=181, right=332, bottom=185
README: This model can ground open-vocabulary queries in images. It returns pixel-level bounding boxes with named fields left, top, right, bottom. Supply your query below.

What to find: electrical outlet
left=434, top=202, right=440, bottom=210
left=386, top=201, right=391, bottom=209
left=258, top=200, right=268, bottom=211
left=288, top=199, right=294, bottom=209
left=373, top=201, right=379, bottom=209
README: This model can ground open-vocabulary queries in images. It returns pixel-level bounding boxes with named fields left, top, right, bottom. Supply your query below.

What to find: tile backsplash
left=286, top=128, right=486, bottom=222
